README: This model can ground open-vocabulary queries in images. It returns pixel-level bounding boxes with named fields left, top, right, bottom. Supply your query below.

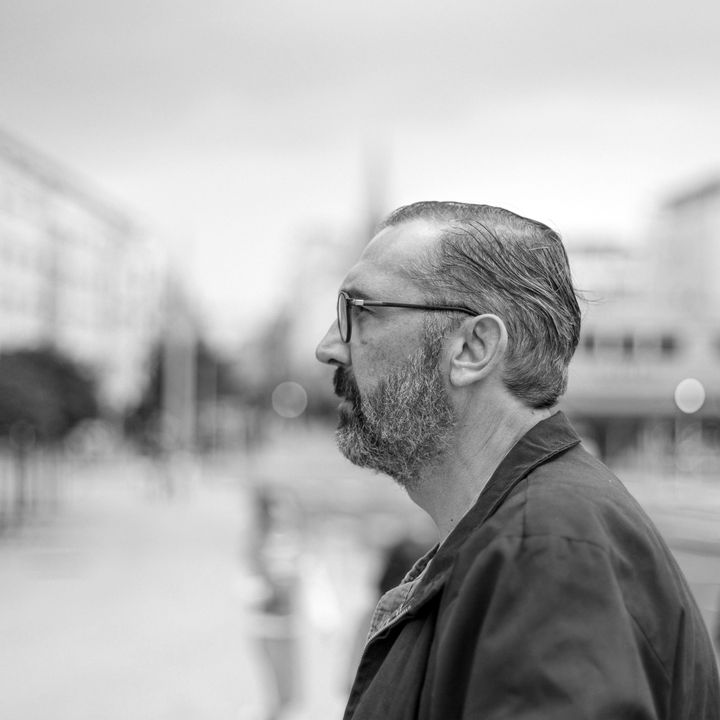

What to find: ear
left=448, top=314, right=508, bottom=388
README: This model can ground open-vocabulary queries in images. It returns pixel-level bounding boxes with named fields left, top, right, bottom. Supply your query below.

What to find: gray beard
left=334, top=335, right=455, bottom=490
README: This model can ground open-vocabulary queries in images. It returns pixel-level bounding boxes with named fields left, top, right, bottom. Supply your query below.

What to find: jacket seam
left=504, top=529, right=611, bottom=553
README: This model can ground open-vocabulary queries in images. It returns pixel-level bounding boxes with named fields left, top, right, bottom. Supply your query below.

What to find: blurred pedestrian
left=247, top=486, right=301, bottom=720
left=316, top=201, right=720, bottom=719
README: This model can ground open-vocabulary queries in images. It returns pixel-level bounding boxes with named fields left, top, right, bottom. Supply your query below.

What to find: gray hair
left=380, top=201, right=581, bottom=409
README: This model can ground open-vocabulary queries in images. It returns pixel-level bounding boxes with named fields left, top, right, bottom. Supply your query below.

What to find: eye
left=351, top=303, right=373, bottom=319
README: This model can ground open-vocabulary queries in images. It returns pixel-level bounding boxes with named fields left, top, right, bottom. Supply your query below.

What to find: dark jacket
left=345, top=412, right=720, bottom=719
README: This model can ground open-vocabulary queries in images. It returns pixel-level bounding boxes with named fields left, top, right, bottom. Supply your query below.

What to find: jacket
left=345, top=412, right=720, bottom=719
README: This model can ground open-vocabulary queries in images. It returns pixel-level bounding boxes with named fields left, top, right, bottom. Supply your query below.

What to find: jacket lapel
left=400, top=411, right=581, bottom=614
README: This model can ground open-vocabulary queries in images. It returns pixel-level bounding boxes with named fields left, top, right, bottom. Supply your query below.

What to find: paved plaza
left=0, top=455, right=274, bottom=719
left=1, top=427, right=719, bottom=719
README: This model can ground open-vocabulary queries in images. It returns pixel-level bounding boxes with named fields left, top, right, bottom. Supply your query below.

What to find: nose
left=316, top=320, right=350, bottom=366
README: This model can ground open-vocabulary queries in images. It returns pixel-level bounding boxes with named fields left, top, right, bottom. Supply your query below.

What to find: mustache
left=333, top=366, right=359, bottom=401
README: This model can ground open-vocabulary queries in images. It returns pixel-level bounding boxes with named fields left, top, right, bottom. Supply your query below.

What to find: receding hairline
left=377, top=200, right=560, bottom=241
left=369, top=218, right=446, bottom=291
left=375, top=201, right=567, bottom=284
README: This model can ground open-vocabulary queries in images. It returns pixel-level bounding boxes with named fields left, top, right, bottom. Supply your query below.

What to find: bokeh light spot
left=674, top=378, right=705, bottom=414
left=272, top=381, right=308, bottom=418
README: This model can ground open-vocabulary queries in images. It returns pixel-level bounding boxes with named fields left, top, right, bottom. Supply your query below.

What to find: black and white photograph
left=1, top=1, right=719, bottom=718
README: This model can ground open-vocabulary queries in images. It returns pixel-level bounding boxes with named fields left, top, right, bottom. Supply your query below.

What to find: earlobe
left=448, top=315, right=507, bottom=388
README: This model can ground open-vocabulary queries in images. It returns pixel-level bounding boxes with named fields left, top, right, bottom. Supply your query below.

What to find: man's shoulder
left=491, top=443, right=658, bottom=552
left=527, top=442, right=637, bottom=510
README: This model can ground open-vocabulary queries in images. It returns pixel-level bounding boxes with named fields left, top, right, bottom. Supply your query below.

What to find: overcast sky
left=1, top=0, right=719, bottom=345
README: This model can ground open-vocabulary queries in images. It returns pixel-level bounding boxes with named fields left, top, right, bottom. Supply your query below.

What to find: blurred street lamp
left=272, top=382, right=308, bottom=419
left=673, top=377, right=706, bottom=473
left=674, top=378, right=706, bottom=414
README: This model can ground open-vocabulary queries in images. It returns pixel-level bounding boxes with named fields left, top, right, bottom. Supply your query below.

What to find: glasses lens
left=337, top=293, right=348, bottom=341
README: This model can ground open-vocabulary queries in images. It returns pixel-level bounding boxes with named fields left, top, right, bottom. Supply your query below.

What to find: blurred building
left=564, top=177, right=720, bottom=468
left=285, top=226, right=362, bottom=374
left=0, top=127, right=165, bottom=412
left=280, top=147, right=390, bottom=402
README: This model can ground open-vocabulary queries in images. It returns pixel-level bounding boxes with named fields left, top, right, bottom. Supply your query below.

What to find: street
left=0, top=426, right=719, bottom=720
left=0, top=453, right=273, bottom=720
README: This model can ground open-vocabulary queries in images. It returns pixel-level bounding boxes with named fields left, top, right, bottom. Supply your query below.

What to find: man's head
left=379, top=201, right=581, bottom=408
left=316, top=201, right=580, bottom=484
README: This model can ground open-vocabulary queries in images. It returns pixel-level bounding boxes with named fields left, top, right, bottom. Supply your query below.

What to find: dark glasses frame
left=337, top=290, right=477, bottom=343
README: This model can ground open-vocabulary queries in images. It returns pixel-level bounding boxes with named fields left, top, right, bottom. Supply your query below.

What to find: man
left=315, top=201, right=720, bottom=719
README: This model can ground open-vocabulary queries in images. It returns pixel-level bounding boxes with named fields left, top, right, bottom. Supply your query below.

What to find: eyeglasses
left=337, top=290, right=477, bottom=343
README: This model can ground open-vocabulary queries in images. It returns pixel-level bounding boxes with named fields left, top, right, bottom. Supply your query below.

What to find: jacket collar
left=405, top=411, right=581, bottom=610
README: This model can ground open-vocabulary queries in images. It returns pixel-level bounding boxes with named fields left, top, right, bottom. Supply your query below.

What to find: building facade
left=0, top=128, right=165, bottom=412
left=563, top=179, right=720, bottom=469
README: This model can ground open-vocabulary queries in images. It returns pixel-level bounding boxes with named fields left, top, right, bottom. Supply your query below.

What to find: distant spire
left=362, top=136, right=389, bottom=243
left=663, top=175, right=720, bottom=210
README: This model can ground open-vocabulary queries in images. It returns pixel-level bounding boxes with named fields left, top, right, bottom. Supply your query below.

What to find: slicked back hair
left=379, top=201, right=581, bottom=409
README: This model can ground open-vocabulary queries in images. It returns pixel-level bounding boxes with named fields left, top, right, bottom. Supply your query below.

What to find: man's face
left=316, top=219, right=456, bottom=488
left=332, top=323, right=455, bottom=489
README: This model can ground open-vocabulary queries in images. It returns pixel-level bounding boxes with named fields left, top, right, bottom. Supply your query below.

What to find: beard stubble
left=333, top=333, right=455, bottom=490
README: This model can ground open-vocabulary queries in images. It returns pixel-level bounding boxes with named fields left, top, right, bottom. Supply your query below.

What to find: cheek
left=349, top=361, right=377, bottom=398
left=350, top=342, right=409, bottom=393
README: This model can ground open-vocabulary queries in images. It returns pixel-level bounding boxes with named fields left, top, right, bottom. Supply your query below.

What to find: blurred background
left=1, top=1, right=720, bottom=718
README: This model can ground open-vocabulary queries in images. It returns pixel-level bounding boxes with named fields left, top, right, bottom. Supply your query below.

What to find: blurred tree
left=125, top=339, right=242, bottom=451
left=0, top=347, right=99, bottom=444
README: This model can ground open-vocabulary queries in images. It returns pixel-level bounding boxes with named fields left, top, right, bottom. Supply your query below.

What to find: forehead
left=341, top=218, right=441, bottom=297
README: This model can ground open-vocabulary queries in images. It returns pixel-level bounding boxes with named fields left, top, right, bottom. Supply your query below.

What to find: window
left=660, top=334, right=677, bottom=356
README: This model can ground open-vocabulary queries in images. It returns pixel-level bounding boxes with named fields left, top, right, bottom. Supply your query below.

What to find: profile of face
left=331, top=326, right=455, bottom=490
left=316, top=217, right=461, bottom=488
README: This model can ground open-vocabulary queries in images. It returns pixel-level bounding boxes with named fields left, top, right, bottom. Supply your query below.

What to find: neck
left=407, top=402, right=554, bottom=542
